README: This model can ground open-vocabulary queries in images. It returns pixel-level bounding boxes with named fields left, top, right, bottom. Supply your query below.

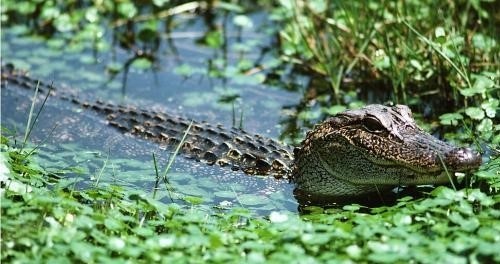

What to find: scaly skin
left=1, top=68, right=482, bottom=197
left=292, top=105, right=482, bottom=196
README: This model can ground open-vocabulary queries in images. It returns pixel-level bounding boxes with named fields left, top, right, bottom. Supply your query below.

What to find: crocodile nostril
left=445, top=147, right=482, bottom=170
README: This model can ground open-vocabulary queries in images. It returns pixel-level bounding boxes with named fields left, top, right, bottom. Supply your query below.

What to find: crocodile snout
left=444, top=147, right=482, bottom=171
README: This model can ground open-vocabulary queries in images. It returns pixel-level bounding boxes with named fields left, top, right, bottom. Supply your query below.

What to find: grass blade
left=162, top=120, right=193, bottom=184
left=22, top=81, right=53, bottom=150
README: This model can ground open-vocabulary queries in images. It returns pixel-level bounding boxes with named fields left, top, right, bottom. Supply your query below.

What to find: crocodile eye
left=362, top=117, right=386, bottom=133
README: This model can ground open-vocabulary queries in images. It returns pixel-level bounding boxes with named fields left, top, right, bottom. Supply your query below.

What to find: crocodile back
left=1, top=68, right=294, bottom=178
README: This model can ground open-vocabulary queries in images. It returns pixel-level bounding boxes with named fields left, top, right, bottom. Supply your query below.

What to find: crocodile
left=1, top=67, right=482, bottom=197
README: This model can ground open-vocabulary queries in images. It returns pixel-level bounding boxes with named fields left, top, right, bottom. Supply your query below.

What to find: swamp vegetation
left=1, top=0, right=499, bottom=263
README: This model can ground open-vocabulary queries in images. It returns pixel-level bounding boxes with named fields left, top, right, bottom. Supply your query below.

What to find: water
left=1, top=11, right=303, bottom=213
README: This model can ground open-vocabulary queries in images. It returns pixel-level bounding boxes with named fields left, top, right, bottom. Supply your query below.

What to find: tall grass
left=278, top=0, right=498, bottom=106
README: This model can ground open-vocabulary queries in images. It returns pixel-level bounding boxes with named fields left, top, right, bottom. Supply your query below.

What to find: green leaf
left=393, top=213, right=412, bottom=226
left=54, top=14, right=74, bottom=32
left=435, top=27, right=446, bottom=44
left=108, top=237, right=126, bottom=251
left=174, top=64, right=194, bottom=77
left=279, top=0, right=295, bottom=10
left=118, top=2, right=138, bottom=18
left=409, top=59, right=423, bottom=71
left=481, top=98, right=499, bottom=118
left=106, top=62, right=123, bottom=75
left=47, top=39, right=65, bottom=49
left=373, top=49, right=390, bottom=69
left=492, top=134, right=500, bottom=146
left=476, top=118, right=493, bottom=133
left=345, top=244, right=362, bottom=259
left=204, top=30, right=223, bottom=48
left=460, top=88, right=478, bottom=97
left=134, top=227, right=154, bottom=237
left=460, top=73, right=494, bottom=97
left=473, top=74, right=494, bottom=93
left=41, top=6, right=60, bottom=19
left=85, top=7, right=99, bottom=23
left=71, top=242, right=95, bottom=262
left=343, top=204, right=361, bottom=211
left=104, top=218, right=123, bottom=231
left=307, top=0, right=327, bottom=13
left=183, top=196, right=204, bottom=205
left=152, top=0, right=170, bottom=7
left=131, top=58, right=153, bottom=69
left=269, top=211, right=289, bottom=223
left=209, top=233, right=224, bottom=248
left=324, top=105, right=347, bottom=116
left=298, top=109, right=321, bottom=121
left=465, top=107, right=485, bottom=120
left=233, top=15, right=253, bottom=28
left=16, top=2, right=36, bottom=14
left=472, top=33, right=497, bottom=52
left=439, top=113, right=463, bottom=126
left=156, top=235, right=176, bottom=248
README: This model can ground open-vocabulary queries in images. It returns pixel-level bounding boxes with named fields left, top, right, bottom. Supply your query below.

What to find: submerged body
left=1, top=68, right=482, bottom=197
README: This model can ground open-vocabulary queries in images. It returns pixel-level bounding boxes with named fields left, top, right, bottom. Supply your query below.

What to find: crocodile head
left=292, top=104, right=482, bottom=197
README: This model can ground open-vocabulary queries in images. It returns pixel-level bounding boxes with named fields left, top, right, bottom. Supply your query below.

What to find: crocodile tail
left=1, top=64, right=107, bottom=115
left=2, top=64, right=63, bottom=99
left=2, top=65, right=295, bottom=178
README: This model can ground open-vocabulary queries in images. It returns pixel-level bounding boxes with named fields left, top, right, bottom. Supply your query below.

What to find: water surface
left=2, top=11, right=304, bottom=213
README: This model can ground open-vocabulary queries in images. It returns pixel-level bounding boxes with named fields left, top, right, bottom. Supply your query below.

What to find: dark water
left=1, top=12, right=304, bottom=213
